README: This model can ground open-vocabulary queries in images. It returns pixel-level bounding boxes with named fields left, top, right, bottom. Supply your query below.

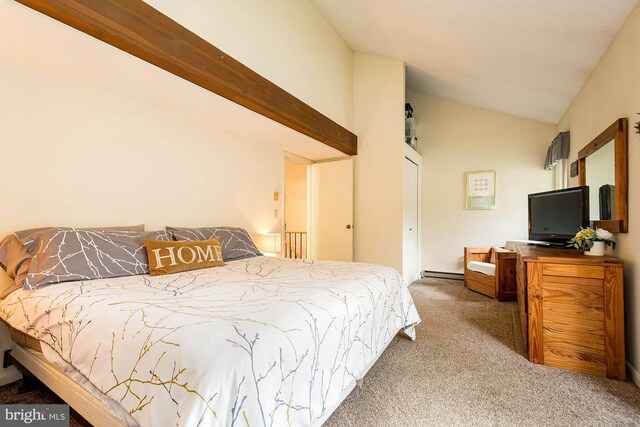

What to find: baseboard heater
left=422, top=270, right=464, bottom=281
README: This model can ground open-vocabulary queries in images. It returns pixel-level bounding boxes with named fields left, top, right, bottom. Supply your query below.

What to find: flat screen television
left=528, top=186, right=589, bottom=244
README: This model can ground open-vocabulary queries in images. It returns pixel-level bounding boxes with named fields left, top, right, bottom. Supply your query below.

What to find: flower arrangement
left=568, top=227, right=616, bottom=251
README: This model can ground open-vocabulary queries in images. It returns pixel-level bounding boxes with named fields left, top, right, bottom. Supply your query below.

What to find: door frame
left=283, top=153, right=355, bottom=261
left=283, top=152, right=313, bottom=257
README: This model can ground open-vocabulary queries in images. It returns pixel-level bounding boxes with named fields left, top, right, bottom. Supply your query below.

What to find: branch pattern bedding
left=0, top=256, right=420, bottom=426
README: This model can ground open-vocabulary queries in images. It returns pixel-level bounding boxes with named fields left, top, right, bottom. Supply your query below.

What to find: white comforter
left=0, top=256, right=420, bottom=426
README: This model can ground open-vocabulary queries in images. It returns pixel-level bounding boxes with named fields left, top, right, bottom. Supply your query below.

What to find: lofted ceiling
left=312, top=0, right=637, bottom=123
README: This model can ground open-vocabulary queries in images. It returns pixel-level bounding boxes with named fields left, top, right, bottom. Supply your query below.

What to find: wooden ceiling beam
left=16, top=0, right=357, bottom=155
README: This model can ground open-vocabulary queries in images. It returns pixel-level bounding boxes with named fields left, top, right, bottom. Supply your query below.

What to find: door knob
left=346, top=224, right=352, bottom=229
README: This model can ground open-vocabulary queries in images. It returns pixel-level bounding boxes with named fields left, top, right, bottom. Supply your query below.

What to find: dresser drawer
left=542, top=263, right=604, bottom=279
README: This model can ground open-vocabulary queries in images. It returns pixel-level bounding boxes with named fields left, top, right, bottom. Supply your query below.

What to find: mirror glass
left=585, top=139, right=615, bottom=221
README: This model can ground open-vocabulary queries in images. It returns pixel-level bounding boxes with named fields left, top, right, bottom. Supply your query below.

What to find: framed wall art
left=465, top=170, right=496, bottom=210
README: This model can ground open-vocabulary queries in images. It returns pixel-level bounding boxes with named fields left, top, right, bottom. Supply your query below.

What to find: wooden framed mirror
left=578, top=118, right=628, bottom=233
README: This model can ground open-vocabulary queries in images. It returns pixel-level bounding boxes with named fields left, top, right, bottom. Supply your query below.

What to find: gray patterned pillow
left=16, top=225, right=145, bottom=254
left=167, top=226, right=262, bottom=261
left=0, top=225, right=145, bottom=294
left=20, top=228, right=171, bottom=289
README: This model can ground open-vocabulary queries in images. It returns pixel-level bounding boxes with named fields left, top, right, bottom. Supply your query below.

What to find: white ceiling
left=313, top=0, right=637, bottom=123
left=0, top=1, right=345, bottom=161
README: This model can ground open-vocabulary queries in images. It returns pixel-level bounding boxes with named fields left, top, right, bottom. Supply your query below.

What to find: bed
left=0, top=255, right=420, bottom=426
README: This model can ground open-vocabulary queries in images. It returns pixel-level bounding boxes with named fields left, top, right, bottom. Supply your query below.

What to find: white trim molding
left=422, top=271, right=464, bottom=281
left=627, top=361, right=640, bottom=387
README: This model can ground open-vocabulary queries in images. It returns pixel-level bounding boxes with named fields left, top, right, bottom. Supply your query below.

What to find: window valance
left=544, top=131, right=570, bottom=170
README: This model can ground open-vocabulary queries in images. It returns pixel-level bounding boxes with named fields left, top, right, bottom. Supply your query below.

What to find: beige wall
left=406, top=93, right=556, bottom=273
left=353, top=53, right=406, bottom=272
left=0, top=56, right=284, bottom=259
left=557, top=6, right=640, bottom=382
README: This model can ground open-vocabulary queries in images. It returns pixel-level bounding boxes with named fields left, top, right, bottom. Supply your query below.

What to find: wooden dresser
left=516, top=245, right=625, bottom=380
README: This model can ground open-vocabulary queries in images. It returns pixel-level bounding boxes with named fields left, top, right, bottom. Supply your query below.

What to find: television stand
left=542, top=242, right=571, bottom=249
left=504, top=239, right=550, bottom=251
left=515, top=245, right=625, bottom=380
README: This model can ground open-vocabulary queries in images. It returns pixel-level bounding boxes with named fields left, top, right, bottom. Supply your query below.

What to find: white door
left=403, top=157, right=419, bottom=283
left=309, top=159, right=353, bottom=261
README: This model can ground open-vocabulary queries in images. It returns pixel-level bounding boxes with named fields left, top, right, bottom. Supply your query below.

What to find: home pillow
left=167, top=226, right=262, bottom=261
left=22, top=228, right=169, bottom=290
left=0, top=225, right=145, bottom=293
left=144, top=238, right=224, bottom=276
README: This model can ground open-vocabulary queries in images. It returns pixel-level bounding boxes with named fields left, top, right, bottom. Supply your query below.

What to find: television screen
left=528, top=187, right=589, bottom=243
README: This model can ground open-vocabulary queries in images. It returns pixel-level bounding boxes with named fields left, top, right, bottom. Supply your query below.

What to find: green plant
left=568, top=227, right=616, bottom=250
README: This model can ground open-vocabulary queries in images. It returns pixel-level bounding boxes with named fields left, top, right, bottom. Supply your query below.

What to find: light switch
left=273, top=192, right=279, bottom=201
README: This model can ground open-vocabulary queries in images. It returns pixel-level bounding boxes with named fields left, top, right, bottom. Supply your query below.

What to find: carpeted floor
left=325, top=279, right=640, bottom=426
left=1, top=279, right=639, bottom=426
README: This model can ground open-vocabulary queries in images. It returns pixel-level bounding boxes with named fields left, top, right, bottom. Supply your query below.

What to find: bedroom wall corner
left=353, top=53, right=406, bottom=272
left=407, top=92, right=556, bottom=274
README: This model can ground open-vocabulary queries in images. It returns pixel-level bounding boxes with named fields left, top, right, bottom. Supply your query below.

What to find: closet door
left=403, top=157, right=420, bottom=283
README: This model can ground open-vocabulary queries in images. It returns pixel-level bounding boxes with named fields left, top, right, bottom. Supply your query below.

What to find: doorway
left=283, top=155, right=354, bottom=261
left=284, top=157, right=309, bottom=259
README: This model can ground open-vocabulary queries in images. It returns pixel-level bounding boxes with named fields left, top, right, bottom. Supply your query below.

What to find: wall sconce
left=257, top=233, right=281, bottom=256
